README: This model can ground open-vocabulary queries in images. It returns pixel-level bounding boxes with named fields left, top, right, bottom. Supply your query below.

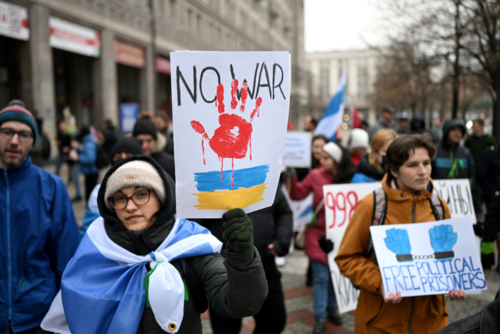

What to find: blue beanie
left=0, top=101, right=38, bottom=143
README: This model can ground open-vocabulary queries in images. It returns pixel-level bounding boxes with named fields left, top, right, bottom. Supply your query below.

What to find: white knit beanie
left=104, top=160, right=166, bottom=210
left=322, top=142, right=343, bottom=163
left=349, top=129, right=369, bottom=149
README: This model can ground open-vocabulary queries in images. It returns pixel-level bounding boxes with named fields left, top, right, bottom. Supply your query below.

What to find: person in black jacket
left=431, top=119, right=475, bottom=183
left=194, top=187, right=293, bottom=334
left=133, top=115, right=175, bottom=180
left=477, top=145, right=500, bottom=207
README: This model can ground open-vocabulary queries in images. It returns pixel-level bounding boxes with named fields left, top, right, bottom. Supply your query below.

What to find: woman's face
left=373, top=139, right=394, bottom=166
left=312, top=139, right=327, bottom=160
left=113, top=186, right=161, bottom=231
left=390, top=148, right=431, bottom=192
left=319, top=151, right=336, bottom=172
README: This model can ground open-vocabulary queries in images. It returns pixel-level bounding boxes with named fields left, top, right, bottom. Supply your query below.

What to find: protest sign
left=171, top=51, right=290, bottom=218
left=370, top=216, right=486, bottom=297
left=433, top=179, right=476, bottom=223
left=281, top=184, right=313, bottom=232
left=323, top=179, right=476, bottom=313
left=282, top=131, right=312, bottom=168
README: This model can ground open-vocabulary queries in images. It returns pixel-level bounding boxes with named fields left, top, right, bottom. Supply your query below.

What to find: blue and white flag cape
left=314, top=67, right=347, bottom=141
left=41, top=217, right=222, bottom=334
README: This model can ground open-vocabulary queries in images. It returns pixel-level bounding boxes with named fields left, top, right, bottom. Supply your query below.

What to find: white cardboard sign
left=171, top=51, right=290, bottom=218
left=323, top=179, right=476, bottom=313
left=370, top=217, right=486, bottom=297
left=282, top=131, right=312, bottom=168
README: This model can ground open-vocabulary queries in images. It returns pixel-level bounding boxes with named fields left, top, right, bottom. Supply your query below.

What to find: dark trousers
left=85, top=173, right=99, bottom=203
left=209, top=254, right=287, bottom=334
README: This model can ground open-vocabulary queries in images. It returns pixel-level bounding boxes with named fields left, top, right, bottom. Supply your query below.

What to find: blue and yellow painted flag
left=193, top=165, right=269, bottom=210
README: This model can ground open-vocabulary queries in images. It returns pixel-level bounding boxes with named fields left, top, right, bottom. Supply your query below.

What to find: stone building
left=307, top=49, right=380, bottom=123
left=0, top=0, right=307, bottom=138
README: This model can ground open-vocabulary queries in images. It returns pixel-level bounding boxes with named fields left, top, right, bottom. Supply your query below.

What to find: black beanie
left=132, top=118, right=157, bottom=140
left=109, top=137, right=143, bottom=164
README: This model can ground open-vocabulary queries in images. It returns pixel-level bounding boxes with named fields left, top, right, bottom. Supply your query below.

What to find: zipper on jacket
left=411, top=193, right=419, bottom=223
left=408, top=297, right=415, bottom=334
left=4, top=169, right=12, bottom=321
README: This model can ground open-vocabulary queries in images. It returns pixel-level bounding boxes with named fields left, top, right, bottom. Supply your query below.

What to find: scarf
left=41, top=217, right=222, bottom=334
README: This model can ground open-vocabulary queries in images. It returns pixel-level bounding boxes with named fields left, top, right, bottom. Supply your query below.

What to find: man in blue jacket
left=0, top=101, right=79, bottom=334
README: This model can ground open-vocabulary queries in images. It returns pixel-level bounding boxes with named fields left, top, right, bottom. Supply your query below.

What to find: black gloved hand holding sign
left=223, top=208, right=254, bottom=253
left=318, top=235, right=334, bottom=254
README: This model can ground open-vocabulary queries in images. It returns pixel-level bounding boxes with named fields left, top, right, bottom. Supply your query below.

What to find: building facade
left=307, top=49, right=380, bottom=123
left=0, top=0, right=307, bottom=139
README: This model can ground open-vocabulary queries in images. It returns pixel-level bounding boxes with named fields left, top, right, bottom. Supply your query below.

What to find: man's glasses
left=0, top=128, right=33, bottom=143
left=109, top=189, right=153, bottom=210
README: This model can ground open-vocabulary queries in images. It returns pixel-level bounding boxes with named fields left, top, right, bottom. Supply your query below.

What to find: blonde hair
left=368, top=129, right=398, bottom=171
left=371, top=129, right=398, bottom=152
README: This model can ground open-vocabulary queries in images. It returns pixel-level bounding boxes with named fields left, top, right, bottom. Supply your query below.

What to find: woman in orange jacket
left=335, top=134, right=466, bottom=334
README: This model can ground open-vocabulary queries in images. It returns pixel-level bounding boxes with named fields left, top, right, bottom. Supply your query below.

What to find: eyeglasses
left=109, top=189, right=153, bottom=210
left=0, top=128, right=33, bottom=143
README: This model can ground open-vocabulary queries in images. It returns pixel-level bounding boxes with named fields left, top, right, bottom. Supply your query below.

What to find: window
left=319, top=60, right=330, bottom=102
left=155, top=0, right=164, bottom=14
left=187, top=9, right=192, bottom=28
left=169, top=0, right=176, bottom=20
left=196, top=15, right=201, bottom=34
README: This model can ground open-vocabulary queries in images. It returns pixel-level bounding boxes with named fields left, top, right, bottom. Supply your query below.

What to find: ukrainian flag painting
left=193, top=165, right=269, bottom=210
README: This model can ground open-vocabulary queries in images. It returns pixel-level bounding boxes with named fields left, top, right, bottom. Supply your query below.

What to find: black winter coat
left=431, top=119, right=475, bottom=182
left=477, top=145, right=500, bottom=203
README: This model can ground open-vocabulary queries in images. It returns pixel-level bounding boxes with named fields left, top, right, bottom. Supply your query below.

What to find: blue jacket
left=351, top=172, right=377, bottom=183
left=0, top=157, right=79, bottom=333
left=78, top=134, right=98, bottom=175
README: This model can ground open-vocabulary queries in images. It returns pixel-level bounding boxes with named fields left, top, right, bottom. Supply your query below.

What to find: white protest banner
left=323, top=178, right=476, bottom=313
left=282, top=131, right=312, bottom=168
left=0, top=1, right=28, bottom=40
left=433, top=179, right=476, bottom=223
left=171, top=51, right=290, bottom=218
left=323, top=183, right=375, bottom=313
left=282, top=184, right=313, bottom=232
left=370, top=217, right=486, bottom=297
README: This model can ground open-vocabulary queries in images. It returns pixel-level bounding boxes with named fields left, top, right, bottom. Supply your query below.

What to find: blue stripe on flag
left=194, top=165, right=269, bottom=192
left=298, top=205, right=313, bottom=219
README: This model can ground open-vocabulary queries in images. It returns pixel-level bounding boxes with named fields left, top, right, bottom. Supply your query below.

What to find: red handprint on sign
left=191, top=79, right=263, bottom=187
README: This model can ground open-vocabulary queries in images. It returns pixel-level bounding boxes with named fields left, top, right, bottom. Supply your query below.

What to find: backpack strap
left=363, top=188, right=387, bottom=258
left=429, top=194, right=444, bottom=221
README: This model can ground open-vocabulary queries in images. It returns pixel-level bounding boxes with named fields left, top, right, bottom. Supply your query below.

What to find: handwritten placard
left=323, top=179, right=477, bottom=313
left=370, top=217, right=486, bottom=297
left=282, top=131, right=312, bottom=168
left=171, top=51, right=290, bottom=218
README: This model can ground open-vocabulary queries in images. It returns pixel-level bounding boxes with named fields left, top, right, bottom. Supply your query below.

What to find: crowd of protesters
left=0, top=97, right=499, bottom=334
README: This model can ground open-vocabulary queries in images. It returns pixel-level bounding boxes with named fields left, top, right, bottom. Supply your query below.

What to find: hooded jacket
left=410, top=114, right=440, bottom=145
left=431, top=119, right=474, bottom=182
left=96, top=156, right=267, bottom=334
left=335, top=175, right=452, bottom=334
left=0, top=156, right=79, bottom=333
left=77, top=133, right=98, bottom=175
left=351, top=153, right=385, bottom=183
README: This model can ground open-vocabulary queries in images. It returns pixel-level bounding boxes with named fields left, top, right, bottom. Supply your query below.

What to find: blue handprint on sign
left=429, top=224, right=457, bottom=259
left=384, top=228, right=413, bottom=262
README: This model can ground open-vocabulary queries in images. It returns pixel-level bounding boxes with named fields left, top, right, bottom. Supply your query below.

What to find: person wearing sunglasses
left=42, top=155, right=268, bottom=334
left=0, top=100, right=79, bottom=334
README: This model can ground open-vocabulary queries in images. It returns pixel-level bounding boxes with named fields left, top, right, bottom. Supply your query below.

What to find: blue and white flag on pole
left=314, top=67, right=347, bottom=141
left=41, top=217, right=222, bottom=334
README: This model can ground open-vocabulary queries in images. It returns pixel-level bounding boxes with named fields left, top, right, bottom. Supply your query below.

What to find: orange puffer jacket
left=335, top=175, right=452, bottom=334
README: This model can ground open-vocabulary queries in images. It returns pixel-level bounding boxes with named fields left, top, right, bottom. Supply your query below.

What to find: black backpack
left=95, top=143, right=108, bottom=170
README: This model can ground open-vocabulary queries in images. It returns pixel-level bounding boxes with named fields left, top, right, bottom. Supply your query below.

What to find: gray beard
left=0, top=153, right=28, bottom=169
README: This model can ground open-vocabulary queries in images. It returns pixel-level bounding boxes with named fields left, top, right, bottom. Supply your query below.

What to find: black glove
left=284, top=167, right=296, bottom=179
left=318, top=235, right=334, bottom=254
left=222, top=208, right=253, bottom=253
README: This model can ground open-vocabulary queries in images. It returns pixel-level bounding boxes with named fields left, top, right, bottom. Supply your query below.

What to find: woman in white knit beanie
left=42, top=156, right=268, bottom=334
